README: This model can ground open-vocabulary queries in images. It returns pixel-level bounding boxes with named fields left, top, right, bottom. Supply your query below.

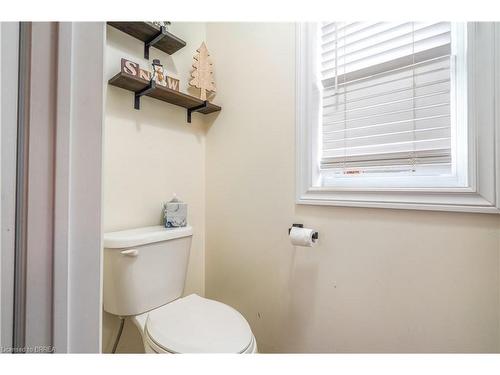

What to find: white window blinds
left=320, top=22, right=453, bottom=176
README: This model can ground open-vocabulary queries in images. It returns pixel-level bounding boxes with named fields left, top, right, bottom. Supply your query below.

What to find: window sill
left=296, top=187, right=500, bottom=213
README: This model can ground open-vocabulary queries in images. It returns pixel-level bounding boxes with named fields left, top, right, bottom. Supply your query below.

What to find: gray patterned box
left=164, top=194, right=187, bottom=228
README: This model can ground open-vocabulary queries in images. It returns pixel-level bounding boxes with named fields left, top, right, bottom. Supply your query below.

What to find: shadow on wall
left=102, top=312, right=145, bottom=353
left=106, top=85, right=214, bottom=139
left=106, top=26, right=177, bottom=76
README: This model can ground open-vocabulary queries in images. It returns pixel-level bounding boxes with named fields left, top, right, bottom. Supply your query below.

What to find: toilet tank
left=103, top=225, right=192, bottom=316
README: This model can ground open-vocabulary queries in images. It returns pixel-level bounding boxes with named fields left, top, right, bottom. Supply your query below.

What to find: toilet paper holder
left=288, top=223, right=319, bottom=240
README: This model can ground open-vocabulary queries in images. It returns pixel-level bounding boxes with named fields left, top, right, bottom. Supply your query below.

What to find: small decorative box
left=164, top=194, right=187, bottom=228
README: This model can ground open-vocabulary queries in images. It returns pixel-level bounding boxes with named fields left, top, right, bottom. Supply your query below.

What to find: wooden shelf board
left=108, top=72, right=221, bottom=115
left=107, top=22, right=186, bottom=55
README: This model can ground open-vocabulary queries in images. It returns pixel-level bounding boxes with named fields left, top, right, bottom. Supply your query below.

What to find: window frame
left=296, top=22, right=500, bottom=213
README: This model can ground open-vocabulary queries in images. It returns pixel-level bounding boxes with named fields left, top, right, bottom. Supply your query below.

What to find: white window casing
left=296, top=22, right=500, bottom=213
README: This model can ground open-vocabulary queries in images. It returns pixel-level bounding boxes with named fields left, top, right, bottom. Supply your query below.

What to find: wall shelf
left=107, top=22, right=186, bottom=58
left=108, top=71, right=221, bottom=123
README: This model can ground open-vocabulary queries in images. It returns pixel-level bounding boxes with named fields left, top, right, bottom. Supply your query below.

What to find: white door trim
left=52, top=22, right=105, bottom=353
left=52, top=21, right=72, bottom=354
left=0, top=21, right=19, bottom=350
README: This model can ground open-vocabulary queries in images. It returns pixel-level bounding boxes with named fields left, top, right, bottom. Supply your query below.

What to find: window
left=320, top=22, right=464, bottom=188
left=296, top=22, right=500, bottom=212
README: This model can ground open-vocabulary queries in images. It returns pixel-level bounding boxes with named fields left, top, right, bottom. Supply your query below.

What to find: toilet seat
left=144, top=330, right=257, bottom=354
left=144, top=294, right=254, bottom=353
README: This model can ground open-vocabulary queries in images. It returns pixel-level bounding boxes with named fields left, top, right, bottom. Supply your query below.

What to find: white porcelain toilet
left=103, top=225, right=257, bottom=353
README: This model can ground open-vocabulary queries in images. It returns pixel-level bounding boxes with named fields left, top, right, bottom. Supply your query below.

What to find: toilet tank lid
left=104, top=225, right=193, bottom=249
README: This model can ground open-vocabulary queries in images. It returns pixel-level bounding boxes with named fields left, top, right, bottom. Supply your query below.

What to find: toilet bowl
left=131, top=294, right=258, bottom=353
left=103, top=225, right=258, bottom=353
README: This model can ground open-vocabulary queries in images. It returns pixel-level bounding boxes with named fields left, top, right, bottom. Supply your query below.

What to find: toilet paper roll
left=289, top=226, right=317, bottom=247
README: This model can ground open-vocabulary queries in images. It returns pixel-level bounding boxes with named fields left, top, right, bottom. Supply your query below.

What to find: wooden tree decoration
left=189, top=42, right=216, bottom=101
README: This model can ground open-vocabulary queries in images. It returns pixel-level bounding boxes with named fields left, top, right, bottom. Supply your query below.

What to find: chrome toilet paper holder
left=288, top=223, right=319, bottom=240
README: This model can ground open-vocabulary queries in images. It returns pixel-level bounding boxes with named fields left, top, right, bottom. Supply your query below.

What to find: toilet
left=103, top=225, right=257, bottom=353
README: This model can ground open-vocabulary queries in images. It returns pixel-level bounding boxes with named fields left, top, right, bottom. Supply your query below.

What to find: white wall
left=102, top=23, right=212, bottom=352
left=205, top=23, right=500, bottom=353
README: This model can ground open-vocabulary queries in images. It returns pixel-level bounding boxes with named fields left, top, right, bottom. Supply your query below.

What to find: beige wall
left=205, top=23, right=500, bottom=353
left=103, top=22, right=500, bottom=354
left=102, top=23, right=212, bottom=352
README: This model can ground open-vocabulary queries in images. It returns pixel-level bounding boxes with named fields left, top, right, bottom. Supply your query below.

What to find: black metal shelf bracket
left=187, top=101, right=208, bottom=123
left=134, top=80, right=156, bottom=110
left=144, top=26, right=168, bottom=59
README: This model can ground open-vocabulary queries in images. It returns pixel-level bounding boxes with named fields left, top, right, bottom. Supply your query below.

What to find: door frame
left=1, top=21, right=19, bottom=351
left=1, top=22, right=106, bottom=353
left=52, top=22, right=106, bottom=353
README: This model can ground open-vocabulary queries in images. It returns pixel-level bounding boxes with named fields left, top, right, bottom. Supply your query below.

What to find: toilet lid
left=145, top=294, right=253, bottom=353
